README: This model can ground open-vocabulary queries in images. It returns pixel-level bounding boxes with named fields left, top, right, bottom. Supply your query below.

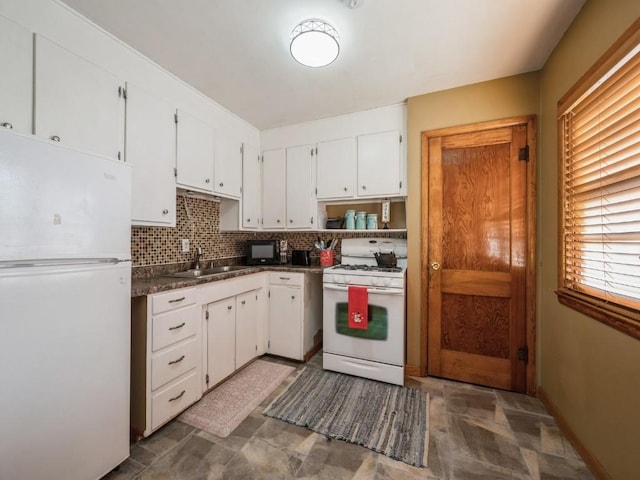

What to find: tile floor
left=103, top=353, right=594, bottom=480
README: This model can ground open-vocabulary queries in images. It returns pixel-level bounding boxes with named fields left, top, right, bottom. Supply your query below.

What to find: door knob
left=430, top=261, right=441, bottom=271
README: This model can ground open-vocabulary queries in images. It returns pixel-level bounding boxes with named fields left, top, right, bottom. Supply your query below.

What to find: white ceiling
left=60, top=0, right=585, bottom=130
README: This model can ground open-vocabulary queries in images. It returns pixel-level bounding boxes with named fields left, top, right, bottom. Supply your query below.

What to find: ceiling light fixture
left=290, top=19, right=340, bottom=68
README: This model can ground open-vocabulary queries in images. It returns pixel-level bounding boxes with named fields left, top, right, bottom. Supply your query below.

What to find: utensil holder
left=320, top=250, right=334, bottom=266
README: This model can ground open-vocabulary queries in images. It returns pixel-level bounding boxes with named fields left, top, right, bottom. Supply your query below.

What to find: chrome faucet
left=193, top=246, right=203, bottom=270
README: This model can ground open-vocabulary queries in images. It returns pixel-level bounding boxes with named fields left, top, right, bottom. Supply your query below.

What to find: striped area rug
left=263, top=367, right=429, bottom=467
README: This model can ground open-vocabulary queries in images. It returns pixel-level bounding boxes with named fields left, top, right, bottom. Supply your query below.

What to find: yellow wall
left=407, top=1, right=640, bottom=478
left=538, top=1, right=640, bottom=479
left=405, top=73, right=540, bottom=368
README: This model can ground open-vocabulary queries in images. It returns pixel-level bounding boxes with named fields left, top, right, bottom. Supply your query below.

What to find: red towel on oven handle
left=348, top=286, right=368, bottom=330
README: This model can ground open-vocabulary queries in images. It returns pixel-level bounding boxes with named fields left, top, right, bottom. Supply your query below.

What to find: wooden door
left=423, top=118, right=534, bottom=393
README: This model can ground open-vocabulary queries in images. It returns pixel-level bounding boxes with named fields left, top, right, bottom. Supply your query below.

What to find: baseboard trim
left=405, top=364, right=421, bottom=376
left=538, top=387, right=610, bottom=480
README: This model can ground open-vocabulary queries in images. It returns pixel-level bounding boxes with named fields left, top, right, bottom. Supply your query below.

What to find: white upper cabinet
left=286, top=145, right=315, bottom=229
left=176, top=109, right=215, bottom=193
left=242, top=142, right=261, bottom=229
left=34, top=35, right=124, bottom=160
left=214, top=131, right=243, bottom=199
left=0, top=15, right=32, bottom=134
left=126, top=84, right=176, bottom=226
left=316, top=137, right=356, bottom=200
left=356, top=130, right=403, bottom=197
left=262, top=149, right=286, bottom=229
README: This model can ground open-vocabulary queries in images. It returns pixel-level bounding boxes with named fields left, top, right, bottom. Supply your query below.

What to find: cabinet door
left=235, top=290, right=259, bottom=369
left=357, top=130, right=402, bottom=197
left=126, top=84, right=176, bottom=226
left=205, top=298, right=236, bottom=389
left=0, top=15, right=32, bottom=134
left=34, top=35, right=124, bottom=160
left=176, top=109, right=214, bottom=192
left=316, top=138, right=356, bottom=199
left=242, top=142, right=261, bottom=229
left=286, top=145, right=314, bottom=229
left=262, top=149, right=286, bottom=229
left=214, top=131, right=243, bottom=198
left=269, top=284, right=302, bottom=360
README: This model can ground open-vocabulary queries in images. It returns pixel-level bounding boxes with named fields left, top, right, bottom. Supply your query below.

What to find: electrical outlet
left=181, top=239, right=190, bottom=253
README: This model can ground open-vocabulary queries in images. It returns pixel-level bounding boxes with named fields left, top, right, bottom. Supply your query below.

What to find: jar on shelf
left=355, top=211, right=367, bottom=230
left=345, top=209, right=356, bottom=230
left=366, top=213, right=378, bottom=230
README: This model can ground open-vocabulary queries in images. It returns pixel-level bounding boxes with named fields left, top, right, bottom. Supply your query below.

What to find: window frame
left=556, top=18, right=640, bottom=340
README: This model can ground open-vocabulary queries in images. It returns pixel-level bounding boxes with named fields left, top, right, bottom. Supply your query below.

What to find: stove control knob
left=382, top=277, right=391, bottom=287
left=370, top=277, right=379, bottom=286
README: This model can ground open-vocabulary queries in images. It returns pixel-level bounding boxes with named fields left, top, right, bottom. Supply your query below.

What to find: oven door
left=322, top=282, right=405, bottom=366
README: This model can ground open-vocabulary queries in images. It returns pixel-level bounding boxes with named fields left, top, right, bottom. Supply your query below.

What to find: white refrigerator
left=0, top=130, right=132, bottom=480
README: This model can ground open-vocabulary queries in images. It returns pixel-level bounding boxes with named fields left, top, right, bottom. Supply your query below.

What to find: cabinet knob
left=227, top=305, right=232, bottom=310
left=291, top=295, right=296, bottom=300
left=162, top=209, right=169, bottom=215
left=246, top=218, right=251, bottom=222
left=219, top=182, right=224, bottom=187
left=361, top=185, right=366, bottom=190
left=205, top=178, right=210, bottom=183
left=1, top=122, right=13, bottom=129
left=343, top=187, right=347, bottom=191
left=50, top=135, right=61, bottom=142
left=277, top=219, right=281, bottom=223
left=431, top=261, right=441, bottom=271
left=241, top=300, right=246, bottom=305
left=289, top=219, right=293, bottom=223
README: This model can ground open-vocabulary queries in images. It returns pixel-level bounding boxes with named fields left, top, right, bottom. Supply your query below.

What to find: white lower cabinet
left=268, top=272, right=322, bottom=361
left=131, top=287, right=201, bottom=438
left=200, top=273, right=266, bottom=392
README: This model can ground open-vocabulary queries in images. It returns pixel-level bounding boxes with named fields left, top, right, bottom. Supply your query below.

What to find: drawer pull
left=168, top=322, right=186, bottom=331
left=279, top=276, right=290, bottom=280
left=168, top=296, right=186, bottom=303
left=168, top=390, right=186, bottom=402
left=168, top=355, right=185, bottom=365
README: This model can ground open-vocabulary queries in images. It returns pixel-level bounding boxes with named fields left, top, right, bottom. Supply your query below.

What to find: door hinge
left=268, top=340, right=270, bottom=349
left=240, top=186, right=243, bottom=194
left=517, top=346, right=528, bottom=362
left=399, top=181, right=402, bottom=188
left=174, top=112, right=178, bottom=124
left=268, top=290, right=270, bottom=298
left=315, top=147, right=318, bottom=155
left=310, top=216, right=314, bottom=224
left=174, top=167, right=178, bottom=178
left=118, top=86, right=127, bottom=99
left=117, top=151, right=121, bottom=161
left=315, top=187, right=317, bottom=195
left=206, top=373, right=209, bottom=384
left=399, top=134, right=403, bottom=143
left=240, top=144, right=244, bottom=155
left=205, top=310, right=209, bottom=320
left=518, top=145, right=530, bottom=162
left=310, top=148, right=314, bottom=156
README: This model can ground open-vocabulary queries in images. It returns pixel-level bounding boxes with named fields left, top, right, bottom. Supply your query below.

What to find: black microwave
left=246, top=239, right=280, bottom=265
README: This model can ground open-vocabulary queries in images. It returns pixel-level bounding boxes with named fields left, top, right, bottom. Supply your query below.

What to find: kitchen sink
left=167, top=265, right=251, bottom=278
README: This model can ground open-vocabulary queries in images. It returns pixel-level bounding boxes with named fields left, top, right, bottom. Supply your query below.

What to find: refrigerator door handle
left=0, top=258, right=126, bottom=269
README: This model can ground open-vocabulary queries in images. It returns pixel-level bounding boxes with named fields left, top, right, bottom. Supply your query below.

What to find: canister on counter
left=355, top=211, right=367, bottom=230
left=345, top=209, right=356, bottom=230
left=366, top=213, right=378, bottom=230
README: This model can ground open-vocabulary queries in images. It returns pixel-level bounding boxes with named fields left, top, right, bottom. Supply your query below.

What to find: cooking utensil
left=374, top=251, right=397, bottom=267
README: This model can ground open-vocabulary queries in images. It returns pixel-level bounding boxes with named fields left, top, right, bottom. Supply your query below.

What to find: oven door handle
left=323, top=284, right=404, bottom=295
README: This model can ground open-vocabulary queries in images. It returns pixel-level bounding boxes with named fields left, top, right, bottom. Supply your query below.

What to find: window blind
left=560, top=44, right=640, bottom=311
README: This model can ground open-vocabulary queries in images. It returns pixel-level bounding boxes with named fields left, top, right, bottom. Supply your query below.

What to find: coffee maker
left=279, top=239, right=288, bottom=264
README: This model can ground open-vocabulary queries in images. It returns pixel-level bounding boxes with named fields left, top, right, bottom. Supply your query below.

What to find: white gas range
left=322, top=238, right=407, bottom=385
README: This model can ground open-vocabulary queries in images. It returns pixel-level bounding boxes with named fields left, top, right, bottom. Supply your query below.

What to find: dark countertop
left=131, top=264, right=327, bottom=297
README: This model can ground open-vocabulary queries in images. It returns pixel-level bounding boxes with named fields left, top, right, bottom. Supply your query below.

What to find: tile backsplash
left=131, top=193, right=406, bottom=267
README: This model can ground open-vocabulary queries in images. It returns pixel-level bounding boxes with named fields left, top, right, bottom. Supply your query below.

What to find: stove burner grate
left=334, top=264, right=403, bottom=273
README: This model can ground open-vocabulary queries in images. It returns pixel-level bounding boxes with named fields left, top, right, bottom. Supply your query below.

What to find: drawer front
left=269, top=272, right=304, bottom=286
left=151, top=371, right=200, bottom=430
left=152, top=304, right=199, bottom=351
left=151, top=338, right=199, bottom=391
left=152, top=288, right=197, bottom=314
